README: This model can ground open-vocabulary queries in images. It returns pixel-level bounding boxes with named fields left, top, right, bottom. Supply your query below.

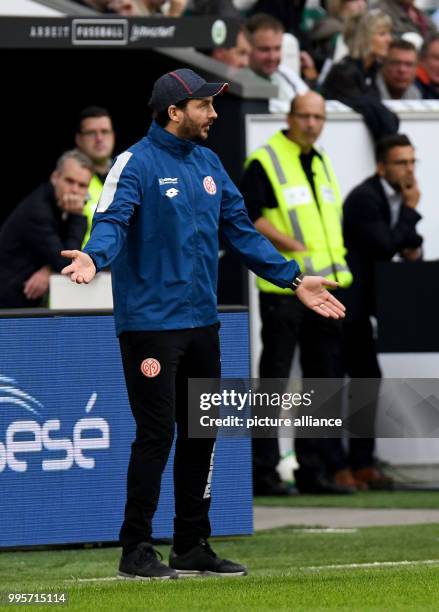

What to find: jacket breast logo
left=140, top=358, right=161, bottom=378
left=165, top=188, right=179, bottom=198
left=203, top=176, right=217, bottom=195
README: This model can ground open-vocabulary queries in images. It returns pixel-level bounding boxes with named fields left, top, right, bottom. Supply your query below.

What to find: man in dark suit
left=342, top=133, right=423, bottom=488
left=0, top=150, right=92, bottom=308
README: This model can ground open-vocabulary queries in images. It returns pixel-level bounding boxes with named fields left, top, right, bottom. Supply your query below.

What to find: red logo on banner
left=140, top=358, right=161, bottom=378
left=203, top=176, right=217, bottom=195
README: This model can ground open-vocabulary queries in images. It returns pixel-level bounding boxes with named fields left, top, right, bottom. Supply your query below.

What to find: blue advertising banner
left=0, top=311, right=252, bottom=548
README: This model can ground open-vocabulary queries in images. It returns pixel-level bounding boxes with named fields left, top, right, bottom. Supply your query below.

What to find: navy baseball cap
left=149, top=68, right=229, bottom=113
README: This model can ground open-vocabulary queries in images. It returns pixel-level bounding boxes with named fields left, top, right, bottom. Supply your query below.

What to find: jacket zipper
left=183, top=160, right=198, bottom=327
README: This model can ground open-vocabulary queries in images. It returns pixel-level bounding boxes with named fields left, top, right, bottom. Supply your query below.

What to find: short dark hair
left=246, top=13, right=284, bottom=37
left=153, top=99, right=190, bottom=128
left=387, top=38, right=418, bottom=54
left=76, top=106, right=112, bottom=133
left=420, top=32, right=439, bottom=58
left=375, top=134, right=413, bottom=163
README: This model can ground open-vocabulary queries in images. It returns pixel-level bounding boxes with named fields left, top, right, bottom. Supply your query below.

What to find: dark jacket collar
left=370, top=173, right=391, bottom=223
left=147, top=120, right=196, bottom=157
left=345, top=56, right=382, bottom=83
left=45, top=181, right=68, bottom=221
left=45, top=181, right=59, bottom=208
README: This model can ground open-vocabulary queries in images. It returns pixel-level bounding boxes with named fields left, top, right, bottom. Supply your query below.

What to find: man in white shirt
left=242, top=13, right=308, bottom=113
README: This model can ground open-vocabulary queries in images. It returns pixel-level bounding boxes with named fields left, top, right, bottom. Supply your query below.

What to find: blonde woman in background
left=321, top=10, right=392, bottom=98
left=321, top=13, right=398, bottom=152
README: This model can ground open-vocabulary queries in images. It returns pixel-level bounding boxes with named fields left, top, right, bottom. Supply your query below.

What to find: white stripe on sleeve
left=96, top=151, right=133, bottom=213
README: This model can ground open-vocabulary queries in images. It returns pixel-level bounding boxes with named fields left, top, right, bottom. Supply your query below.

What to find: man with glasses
left=241, top=91, right=355, bottom=495
left=75, top=106, right=116, bottom=246
left=342, top=133, right=422, bottom=489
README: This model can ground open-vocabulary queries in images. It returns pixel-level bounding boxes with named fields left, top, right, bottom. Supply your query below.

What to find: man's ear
left=50, top=170, right=59, bottom=186
left=167, top=105, right=181, bottom=124
left=376, top=161, right=385, bottom=177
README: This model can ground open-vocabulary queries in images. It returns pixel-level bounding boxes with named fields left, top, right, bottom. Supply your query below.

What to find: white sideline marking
left=67, top=577, right=121, bottom=583
left=295, top=528, right=358, bottom=534
left=66, top=559, right=439, bottom=582
left=68, top=575, right=200, bottom=583
left=305, top=559, right=439, bottom=571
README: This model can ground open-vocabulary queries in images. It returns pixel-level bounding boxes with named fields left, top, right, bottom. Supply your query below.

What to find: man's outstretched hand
left=295, top=276, right=346, bottom=319
left=61, top=250, right=96, bottom=284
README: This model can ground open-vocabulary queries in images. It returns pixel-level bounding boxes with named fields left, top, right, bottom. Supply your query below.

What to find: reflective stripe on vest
left=301, top=257, right=351, bottom=277
left=246, top=132, right=352, bottom=294
left=289, top=208, right=305, bottom=245
left=263, top=144, right=287, bottom=185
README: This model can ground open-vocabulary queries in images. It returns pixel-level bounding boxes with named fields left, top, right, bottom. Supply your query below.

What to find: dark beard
left=178, top=116, right=207, bottom=141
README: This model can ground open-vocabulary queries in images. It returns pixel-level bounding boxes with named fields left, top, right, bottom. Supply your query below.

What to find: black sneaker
left=118, top=542, right=178, bottom=580
left=169, top=539, right=247, bottom=577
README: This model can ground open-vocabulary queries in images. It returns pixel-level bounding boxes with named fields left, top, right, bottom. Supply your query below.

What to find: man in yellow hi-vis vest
left=75, top=106, right=115, bottom=248
left=242, top=91, right=358, bottom=496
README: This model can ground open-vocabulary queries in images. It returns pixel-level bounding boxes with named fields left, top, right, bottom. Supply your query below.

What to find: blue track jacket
left=84, top=121, right=299, bottom=335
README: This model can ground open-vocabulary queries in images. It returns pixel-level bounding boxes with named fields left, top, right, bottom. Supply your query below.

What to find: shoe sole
left=172, top=569, right=247, bottom=577
left=118, top=571, right=178, bottom=580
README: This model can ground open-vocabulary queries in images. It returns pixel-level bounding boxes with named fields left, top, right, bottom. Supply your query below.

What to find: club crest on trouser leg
left=140, top=358, right=161, bottom=378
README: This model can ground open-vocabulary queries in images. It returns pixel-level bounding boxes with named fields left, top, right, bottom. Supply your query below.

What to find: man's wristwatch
left=291, top=272, right=305, bottom=292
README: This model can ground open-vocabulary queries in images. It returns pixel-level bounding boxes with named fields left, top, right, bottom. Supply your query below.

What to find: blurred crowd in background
left=74, top=0, right=439, bottom=112
left=72, top=1, right=439, bottom=138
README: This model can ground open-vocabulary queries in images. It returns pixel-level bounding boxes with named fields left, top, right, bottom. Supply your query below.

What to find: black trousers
left=118, top=323, right=221, bottom=555
left=343, top=317, right=382, bottom=470
left=253, top=293, right=347, bottom=484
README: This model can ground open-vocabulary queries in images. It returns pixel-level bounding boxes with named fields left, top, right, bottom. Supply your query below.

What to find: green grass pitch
left=1, top=522, right=439, bottom=611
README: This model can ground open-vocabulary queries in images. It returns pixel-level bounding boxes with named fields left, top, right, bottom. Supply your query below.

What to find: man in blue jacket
left=61, top=68, right=345, bottom=579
